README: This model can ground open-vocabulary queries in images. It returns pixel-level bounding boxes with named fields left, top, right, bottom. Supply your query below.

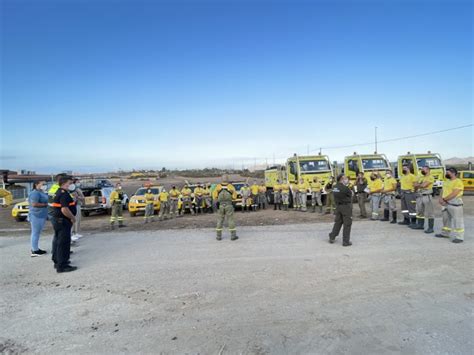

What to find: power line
left=309, top=124, right=473, bottom=152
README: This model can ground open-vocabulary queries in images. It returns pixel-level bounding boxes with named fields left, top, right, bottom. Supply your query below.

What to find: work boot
left=110, top=223, right=115, bottom=230
left=311, top=205, right=316, bottom=213
left=434, top=233, right=449, bottom=238
left=398, top=217, right=410, bottom=225
left=380, top=209, right=389, bottom=221
left=319, top=206, right=323, bottom=214
left=328, top=233, right=336, bottom=244
left=274, top=204, right=277, bottom=210
left=411, top=218, right=424, bottom=230
left=278, top=203, right=281, bottom=210
left=452, top=239, right=464, bottom=244
left=424, top=218, right=434, bottom=234
left=342, top=241, right=352, bottom=247
left=408, top=217, right=417, bottom=228
left=231, top=231, right=239, bottom=241
left=216, top=233, right=222, bottom=241
left=242, top=206, right=245, bottom=213
left=390, top=211, right=397, bottom=224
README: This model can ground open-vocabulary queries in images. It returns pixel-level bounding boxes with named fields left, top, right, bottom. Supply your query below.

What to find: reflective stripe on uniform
left=401, top=210, right=409, bottom=213
left=442, top=227, right=451, bottom=231
left=228, top=228, right=236, bottom=231
left=453, top=228, right=464, bottom=233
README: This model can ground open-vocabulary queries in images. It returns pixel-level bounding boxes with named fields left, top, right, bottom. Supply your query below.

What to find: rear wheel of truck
left=15, top=216, right=26, bottom=222
left=130, top=211, right=136, bottom=217
left=81, top=211, right=90, bottom=217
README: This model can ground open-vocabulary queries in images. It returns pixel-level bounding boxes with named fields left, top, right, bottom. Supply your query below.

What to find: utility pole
left=319, top=147, right=322, bottom=155
left=375, top=126, right=378, bottom=153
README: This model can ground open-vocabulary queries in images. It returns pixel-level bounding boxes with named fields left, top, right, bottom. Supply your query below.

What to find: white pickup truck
left=81, top=187, right=129, bottom=217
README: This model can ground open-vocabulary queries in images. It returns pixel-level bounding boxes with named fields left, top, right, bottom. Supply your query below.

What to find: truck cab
left=264, top=165, right=287, bottom=204
left=286, top=154, right=334, bottom=190
left=396, top=152, right=445, bottom=194
left=344, top=153, right=391, bottom=183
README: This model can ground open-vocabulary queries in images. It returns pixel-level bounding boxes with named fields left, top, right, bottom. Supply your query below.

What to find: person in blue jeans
left=28, top=180, right=49, bottom=257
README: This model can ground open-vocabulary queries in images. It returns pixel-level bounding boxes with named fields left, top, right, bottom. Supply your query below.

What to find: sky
left=1, top=0, right=472, bottom=173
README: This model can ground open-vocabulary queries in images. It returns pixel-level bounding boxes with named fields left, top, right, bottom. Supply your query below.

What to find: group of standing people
left=239, top=182, right=268, bottom=212
left=328, top=166, right=465, bottom=246
left=28, top=174, right=83, bottom=272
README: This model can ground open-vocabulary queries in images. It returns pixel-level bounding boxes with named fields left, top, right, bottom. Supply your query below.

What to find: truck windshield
left=362, top=159, right=388, bottom=170
left=416, top=157, right=442, bottom=169
left=299, top=160, right=330, bottom=172
left=135, top=188, right=160, bottom=195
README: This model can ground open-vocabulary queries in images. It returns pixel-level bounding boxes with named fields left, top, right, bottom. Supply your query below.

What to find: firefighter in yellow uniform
left=158, top=188, right=170, bottom=220
left=258, top=185, right=267, bottom=210
left=411, top=166, right=435, bottom=232
left=273, top=180, right=282, bottom=210
left=241, top=184, right=252, bottom=212
left=310, top=177, right=323, bottom=213
left=280, top=182, right=290, bottom=211
left=368, top=173, right=383, bottom=220
left=398, top=166, right=418, bottom=226
left=110, top=183, right=126, bottom=229
left=435, top=167, right=465, bottom=243
left=297, top=178, right=309, bottom=212
left=250, top=182, right=260, bottom=211
left=324, top=177, right=336, bottom=214
left=194, top=184, right=205, bottom=214
left=203, top=184, right=212, bottom=213
left=181, top=185, right=194, bottom=215
left=169, top=186, right=180, bottom=218
left=215, top=180, right=238, bottom=241
left=291, top=182, right=300, bottom=210
left=381, top=171, right=398, bottom=223
left=143, top=188, right=155, bottom=223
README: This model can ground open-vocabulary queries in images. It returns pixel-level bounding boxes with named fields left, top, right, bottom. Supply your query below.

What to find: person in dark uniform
left=51, top=175, right=78, bottom=273
left=328, top=174, right=353, bottom=247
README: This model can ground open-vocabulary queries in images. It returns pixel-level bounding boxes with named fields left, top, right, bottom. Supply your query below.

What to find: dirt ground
left=1, top=177, right=472, bottom=354
left=0, top=218, right=472, bottom=354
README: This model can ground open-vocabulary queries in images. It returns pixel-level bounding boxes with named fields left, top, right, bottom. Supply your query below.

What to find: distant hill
left=444, top=157, right=474, bottom=165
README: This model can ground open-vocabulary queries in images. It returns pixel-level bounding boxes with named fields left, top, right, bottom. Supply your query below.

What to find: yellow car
left=12, top=200, right=29, bottom=222
left=128, top=186, right=163, bottom=217
left=460, top=170, right=474, bottom=192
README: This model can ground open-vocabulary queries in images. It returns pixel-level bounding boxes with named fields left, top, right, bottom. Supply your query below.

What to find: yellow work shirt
left=169, top=189, right=180, bottom=198
left=194, top=187, right=204, bottom=196
left=181, top=188, right=192, bottom=197
left=383, top=177, right=398, bottom=193
left=297, top=182, right=309, bottom=192
left=250, top=185, right=259, bottom=195
left=310, top=181, right=322, bottom=191
left=273, top=184, right=281, bottom=192
left=280, top=184, right=290, bottom=193
left=400, top=174, right=417, bottom=191
left=144, top=193, right=155, bottom=203
left=258, top=186, right=266, bottom=193
left=369, top=179, right=383, bottom=193
left=158, top=191, right=169, bottom=202
left=418, top=174, right=434, bottom=190
left=110, top=190, right=122, bottom=203
left=442, top=178, right=463, bottom=199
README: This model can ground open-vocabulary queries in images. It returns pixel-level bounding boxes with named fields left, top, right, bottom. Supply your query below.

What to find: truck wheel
left=81, top=211, right=90, bottom=217
left=15, top=216, right=26, bottom=222
left=130, top=211, right=136, bottom=217
left=107, top=208, right=112, bottom=215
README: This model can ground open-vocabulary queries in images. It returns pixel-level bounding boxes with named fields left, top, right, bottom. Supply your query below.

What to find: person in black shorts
left=51, top=175, right=78, bottom=273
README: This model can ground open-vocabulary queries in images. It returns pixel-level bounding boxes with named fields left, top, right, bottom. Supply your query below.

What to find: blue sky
left=1, top=0, right=472, bottom=172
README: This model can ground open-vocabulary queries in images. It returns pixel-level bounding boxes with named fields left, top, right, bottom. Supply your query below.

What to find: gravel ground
left=0, top=217, right=472, bottom=354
